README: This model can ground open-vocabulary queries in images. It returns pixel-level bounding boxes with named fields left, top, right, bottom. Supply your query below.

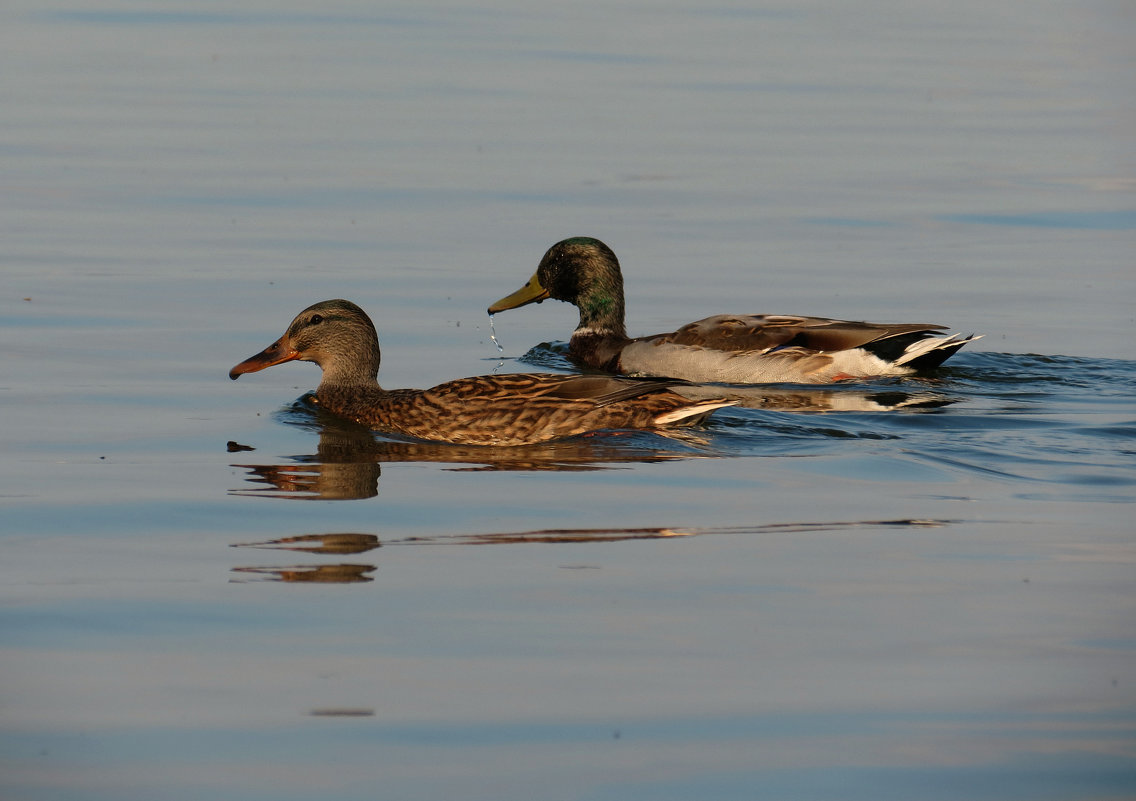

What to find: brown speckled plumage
left=489, top=237, right=980, bottom=384
left=230, top=299, right=732, bottom=446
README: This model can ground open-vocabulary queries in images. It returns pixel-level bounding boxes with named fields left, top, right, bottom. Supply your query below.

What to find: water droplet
left=488, top=313, right=504, bottom=353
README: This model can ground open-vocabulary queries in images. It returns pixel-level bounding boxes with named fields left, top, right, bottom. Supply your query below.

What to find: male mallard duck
left=229, top=299, right=733, bottom=446
left=489, top=237, right=981, bottom=384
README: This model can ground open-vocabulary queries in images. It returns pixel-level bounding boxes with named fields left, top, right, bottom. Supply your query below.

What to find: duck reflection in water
left=230, top=520, right=952, bottom=584
left=230, top=533, right=381, bottom=584
left=230, top=564, right=376, bottom=583
left=232, top=532, right=381, bottom=554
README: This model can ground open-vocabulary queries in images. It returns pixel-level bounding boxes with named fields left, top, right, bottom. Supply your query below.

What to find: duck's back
left=314, top=373, right=726, bottom=446
left=579, top=314, right=968, bottom=384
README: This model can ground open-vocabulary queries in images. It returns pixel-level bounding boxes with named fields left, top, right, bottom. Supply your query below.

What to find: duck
left=488, top=237, right=981, bottom=384
left=229, top=299, right=733, bottom=447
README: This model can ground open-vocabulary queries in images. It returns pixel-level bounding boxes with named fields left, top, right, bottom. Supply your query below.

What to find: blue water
left=2, top=1, right=1134, bottom=799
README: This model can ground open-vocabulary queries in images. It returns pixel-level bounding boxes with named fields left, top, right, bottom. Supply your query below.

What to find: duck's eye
left=309, top=314, right=324, bottom=325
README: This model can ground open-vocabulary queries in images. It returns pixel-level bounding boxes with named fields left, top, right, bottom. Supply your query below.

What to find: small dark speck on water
left=227, top=441, right=255, bottom=453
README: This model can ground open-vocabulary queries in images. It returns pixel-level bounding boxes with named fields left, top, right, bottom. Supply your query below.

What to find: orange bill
left=229, top=341, right=301, bottom=380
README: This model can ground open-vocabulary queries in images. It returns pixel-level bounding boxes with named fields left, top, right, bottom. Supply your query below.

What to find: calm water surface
left=2, top=1, right=1134, bottom=799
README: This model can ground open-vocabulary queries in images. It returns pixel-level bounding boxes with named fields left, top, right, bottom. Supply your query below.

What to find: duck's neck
left=314, top=342, right=383, bottom=393
left=570, top=291, right=630, bottom=372
left=575, top=290, right=627, bottom=340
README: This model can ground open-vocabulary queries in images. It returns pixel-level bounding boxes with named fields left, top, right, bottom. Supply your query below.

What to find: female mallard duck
left=229, top=299, right=733, bottom=447
left=489, top=237, right=981, bottom=384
